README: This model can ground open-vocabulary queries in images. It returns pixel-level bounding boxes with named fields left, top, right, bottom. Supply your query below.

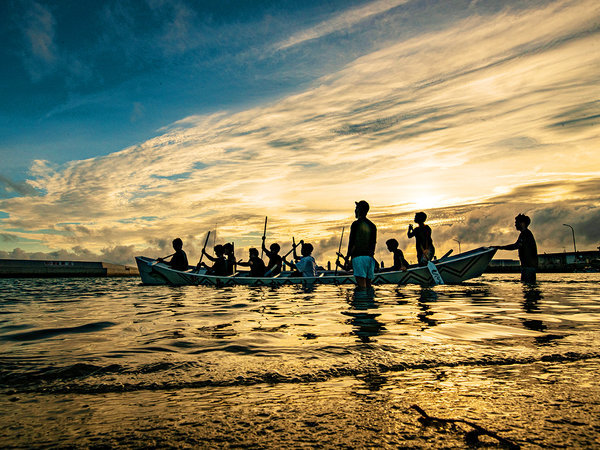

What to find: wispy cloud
left=1, top=0, right=599, bottom=265
left=275, top=0, right=410, bottom=50
left=21, top=1, right=57, bottom=80
left=0, top=174, right=38, bottom=196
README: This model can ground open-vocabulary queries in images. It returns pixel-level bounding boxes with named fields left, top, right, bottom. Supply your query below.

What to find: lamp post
left=563, top=224, right=577, bottom=254
left=453, top=238, right=461, bottom=254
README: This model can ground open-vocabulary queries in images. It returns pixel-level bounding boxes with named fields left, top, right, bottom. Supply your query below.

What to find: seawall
left=0, top=259, right=139, bottom=278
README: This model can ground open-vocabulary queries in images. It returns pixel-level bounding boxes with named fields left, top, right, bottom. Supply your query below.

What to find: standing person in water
left=158, top=238, right=189, bottom=271
left=407, top=211, right=435, bottom=265
left=262, top=236, right=283, bottom=276
left=345, top=200, right=377, bottom=289
left=237, top=248, right=266, bottom=277
left=495, top=214, right=538, bottom=283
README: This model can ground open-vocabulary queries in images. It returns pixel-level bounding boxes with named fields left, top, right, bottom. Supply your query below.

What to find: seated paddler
left=285, top=242, right=317, bottom=277
left=158, top=238, right=189, bottom=271
left=223, top=242, right=236, bottom=275
left=237, top=248, right=267, bottom=277
left=262, top=236, right=283, bottom=276
left=198, top=244, right=229, bottom=276
left=381, top=238, right=409, bottom=272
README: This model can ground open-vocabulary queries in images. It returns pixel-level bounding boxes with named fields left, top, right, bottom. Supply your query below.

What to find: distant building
left=0, top=259, right=139, bottom=278
left=487, top=249, right=600, bottom=273
left=539, top=250, right=600, bottom=272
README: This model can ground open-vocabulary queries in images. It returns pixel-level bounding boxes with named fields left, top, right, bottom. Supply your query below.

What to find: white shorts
left=352, top=256, right=375, bottom=279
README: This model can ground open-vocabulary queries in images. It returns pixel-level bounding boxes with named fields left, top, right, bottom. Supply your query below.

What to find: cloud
left=275, top=0, right=411, bottom=50
left=0, top=174, right=38, bottom=196
left=20, top=1, right=57, bottom=81
left=1, top=0, right=599, bottom=265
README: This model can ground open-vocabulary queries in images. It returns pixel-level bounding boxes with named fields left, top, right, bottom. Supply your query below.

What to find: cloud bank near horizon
left=1, top=0, right=599, bottom=265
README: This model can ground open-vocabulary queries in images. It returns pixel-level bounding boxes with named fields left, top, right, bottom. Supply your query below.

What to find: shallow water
left=1, top=273, right=600, bottom=447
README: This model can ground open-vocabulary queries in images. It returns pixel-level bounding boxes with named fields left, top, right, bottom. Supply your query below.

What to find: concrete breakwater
left=0, top=259, right=139, bottom=278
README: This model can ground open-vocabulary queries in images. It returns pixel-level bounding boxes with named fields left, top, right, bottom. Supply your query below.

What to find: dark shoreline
left=0, top=259, right=139, bottom=278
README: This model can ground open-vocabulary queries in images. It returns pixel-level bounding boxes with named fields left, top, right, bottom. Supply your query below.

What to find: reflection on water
left=343, top=287, right=385, bottom=343
left=1, top=273, right=600, bottom=447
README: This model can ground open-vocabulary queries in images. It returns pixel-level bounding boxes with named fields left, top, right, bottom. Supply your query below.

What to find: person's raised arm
left=261, top=237, right=273, bottom=258
left=202, top=248, right=218, bottom=263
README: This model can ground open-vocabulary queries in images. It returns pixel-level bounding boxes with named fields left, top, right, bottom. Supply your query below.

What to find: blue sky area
left=0, top=0, right=543, bottom=178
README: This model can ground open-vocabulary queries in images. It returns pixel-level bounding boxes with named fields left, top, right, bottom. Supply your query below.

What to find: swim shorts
left=352, top=255, right=375, bottom=279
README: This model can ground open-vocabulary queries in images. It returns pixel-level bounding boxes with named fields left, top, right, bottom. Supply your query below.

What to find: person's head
left=223, top=242, right=233, bottom=255
left=386, top=238, right=399, bottom=252
left=249, top=248, right=259, bottom=258
left=355, top=200, right=370, bottom=218
left=514, top=213, right=531, bottom=230
left=172, top=238, right=183, bottom=250
left=414, top=211, right=427, bottom=224
left=301, top=243, right=314, bottom=256
left=214, top=244, right=224, bottom=257
left=270, top=243, right=280, bottom=254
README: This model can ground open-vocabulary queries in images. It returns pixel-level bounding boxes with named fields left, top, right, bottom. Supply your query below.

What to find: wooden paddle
left=334, top=227, right=345, bottom=276
left=197, top=231, right=211, bottom=266
left=152, top=252, right=174, bottom=266
left=282, top=238, right=303, bottom=268
left=260, top=216, right=268, bottom=258
left=427, top=260, right=444, bottom=285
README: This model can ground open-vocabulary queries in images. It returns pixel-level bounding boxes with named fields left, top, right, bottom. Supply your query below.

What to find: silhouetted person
left=407, top=211, right=435, bottom=265
left=199, top=244, right=228, bottom=276
left=345, top=200, right=377, bottom=289
left=287, top=242, right=317, bottom=277
left=237, top=248, right=266, bottom=277
left=223, top=242, right=236, bottom=275
left=158, top=238, right=189, bottom=271
left=262, top=237, right=283, bottom=276
left=495, top=214, right=538, bottom=283
left=382, top=238, right=409, bottom=272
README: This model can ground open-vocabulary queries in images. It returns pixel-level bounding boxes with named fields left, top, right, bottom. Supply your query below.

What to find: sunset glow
left=0, top=0, right=599, bottom=265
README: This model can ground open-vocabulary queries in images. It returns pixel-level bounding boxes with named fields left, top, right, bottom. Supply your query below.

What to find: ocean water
left=1, top=273, right=600, bottom=448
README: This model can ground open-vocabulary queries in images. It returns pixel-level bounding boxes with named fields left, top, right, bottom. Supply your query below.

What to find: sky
left=0, top=0, right=599, bottom=266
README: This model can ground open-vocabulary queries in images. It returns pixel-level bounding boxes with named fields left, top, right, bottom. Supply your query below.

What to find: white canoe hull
left=135, top=247, right=496, bottom=287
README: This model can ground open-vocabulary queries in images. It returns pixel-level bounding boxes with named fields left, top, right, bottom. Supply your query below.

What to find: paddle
left=260, top=216, right=268, bottom=258
left=427, top=260, right=445, bottom=285
left=197, top=231, right=211, bottom=267
left=439, top=249, right=453, bottom=261
left=282, top=238, right=303, bottom=268
left=152, top=252, right=175, bottom=266
left=334, top=227, right=345, bottom=276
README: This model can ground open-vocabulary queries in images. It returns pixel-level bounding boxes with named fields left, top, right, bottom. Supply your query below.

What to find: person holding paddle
left=223, top=242, right=236, bottom=275
left=287, top=242, right=317, bottom=277
left=262, top=237, right=283, bottom=276
left=158, top=238, right=189, bottom=271
left=237, top=248, right=267, bottom=277
left=199, top=244, right=228, bottom=276
left=344, top=200, right=377, bottom=289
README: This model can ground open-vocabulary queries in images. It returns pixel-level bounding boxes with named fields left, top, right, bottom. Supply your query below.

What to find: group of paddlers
left=158, top=201, right=539, bottom=286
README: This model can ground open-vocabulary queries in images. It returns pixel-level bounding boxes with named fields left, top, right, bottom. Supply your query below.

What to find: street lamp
left=453, top=238, right=461, bottom=254
left=563, top=224, right=577, bottom=254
